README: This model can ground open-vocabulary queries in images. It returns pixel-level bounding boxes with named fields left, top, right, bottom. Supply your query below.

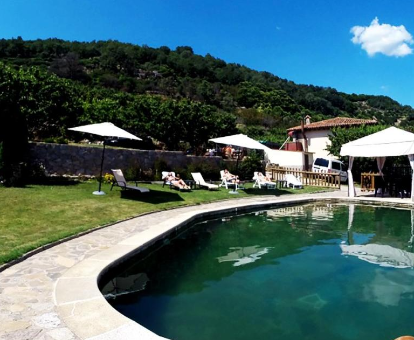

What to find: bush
left=124, top=160, right=142, bottom=181
left=2, top=162, right=27, bottom=187
left=154, top=158, right=168, bottom=180
left=141, top=168, right=154, bottom=181
left=103, top=173, right=114, bottom=184
left=44, top=136, right=69, bottom=144
left=26, top=162, right=47, bottom=182
left=172, top=166, right=188, bottom=179
left=187, top=160, right=221, bottom=181
left=238, top=150, right=264, bottom=180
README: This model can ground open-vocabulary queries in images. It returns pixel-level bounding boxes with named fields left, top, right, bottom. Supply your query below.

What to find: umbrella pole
left=94, top=140, right=106, bottom=195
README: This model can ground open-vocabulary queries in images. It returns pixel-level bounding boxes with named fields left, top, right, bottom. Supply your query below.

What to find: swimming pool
left=100, top=203, right=414, bottom=340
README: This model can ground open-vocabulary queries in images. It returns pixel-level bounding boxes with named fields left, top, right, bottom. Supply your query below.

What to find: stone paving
left=0, top=188, right=412, bottom=340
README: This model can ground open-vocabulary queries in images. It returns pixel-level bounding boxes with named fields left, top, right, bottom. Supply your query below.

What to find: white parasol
left=68, top=122, right=141, bottom=195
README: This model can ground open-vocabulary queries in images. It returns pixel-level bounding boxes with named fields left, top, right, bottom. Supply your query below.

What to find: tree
left=22, top=68, right=83, bottom=139
left=2, top=37, right=414, bottom=155
left=0, top=63, right=29, bottom=186
left=236, top=82, right=262, bottom=108
left=49, top=52, right=87, bottom=81
left=326, top=125, right=387, bottom=157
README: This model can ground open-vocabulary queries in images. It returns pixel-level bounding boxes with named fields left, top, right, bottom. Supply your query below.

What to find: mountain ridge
left=1, top=37, right=413, bottom=146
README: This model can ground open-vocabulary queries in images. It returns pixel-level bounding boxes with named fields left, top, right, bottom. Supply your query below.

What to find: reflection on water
left=362, top=269, right=414, bottom=307
left=341, top=203, right=414, bottom=269
left=340, top=244, right=414, bottom=268
left=102, top=203, right=414, bottom=340
left=103, top=273, right=149, bottom=299
left=217, top=246, right=271, bottom=267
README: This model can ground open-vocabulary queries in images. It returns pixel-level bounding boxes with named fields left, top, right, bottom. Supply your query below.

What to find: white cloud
left=351, top=17, right=413, bottom=57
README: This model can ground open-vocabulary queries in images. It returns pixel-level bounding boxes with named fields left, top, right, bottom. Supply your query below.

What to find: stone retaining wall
left=29, top=143, right=227, bottom=177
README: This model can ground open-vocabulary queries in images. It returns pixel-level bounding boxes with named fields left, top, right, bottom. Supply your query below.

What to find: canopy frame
left=340, top=127, right=414, bottom=201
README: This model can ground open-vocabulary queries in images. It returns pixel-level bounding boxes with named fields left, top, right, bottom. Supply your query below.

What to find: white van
left=312, top=158, right=348, bottom=183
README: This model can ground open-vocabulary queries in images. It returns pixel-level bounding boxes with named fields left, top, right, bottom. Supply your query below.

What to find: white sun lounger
left=191, top=172, right=219, bottom=190
left=162, top=171, right=175, bottom=188
left=219, top=170, right=238, bottom=190
left=285, top=174, right=303, bottom=189
left=161, top=171, right=191, bottom=191
left=253, top=172, right=276, bottom=189
left=111, top=169, right=150, bottom=193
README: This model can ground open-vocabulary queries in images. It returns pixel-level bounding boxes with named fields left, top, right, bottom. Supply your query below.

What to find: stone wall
left=29, top=143, right=227, bottom=177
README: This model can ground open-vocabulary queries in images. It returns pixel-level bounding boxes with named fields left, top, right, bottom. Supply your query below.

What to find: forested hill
left=1, top=37, right=414, bottom=149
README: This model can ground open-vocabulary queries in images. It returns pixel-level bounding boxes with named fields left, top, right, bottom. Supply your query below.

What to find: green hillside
left=1, top=37, right=414, bottom=149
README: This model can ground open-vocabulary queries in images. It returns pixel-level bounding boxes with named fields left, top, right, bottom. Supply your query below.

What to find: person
left=257, top=172, right=271, bottom=182
left=204, top=148, right=216, bottom=157
left=166, top=172, right=191, bottom=190
left=224, top=145, right=232, bottom=159
left=223, top=169, right=240, bottom=184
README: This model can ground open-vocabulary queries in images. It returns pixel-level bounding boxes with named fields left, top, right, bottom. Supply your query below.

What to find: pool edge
left=54, top=196, right=413, bottom=340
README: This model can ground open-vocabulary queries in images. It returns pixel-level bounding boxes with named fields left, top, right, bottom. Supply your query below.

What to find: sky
left=1, top=0, right=414, bottom=106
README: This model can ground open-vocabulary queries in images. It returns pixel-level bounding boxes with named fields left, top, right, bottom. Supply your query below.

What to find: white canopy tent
left=209, top=134, right=271, bottom=151
left=340, top=127, right=414, bottom=201
left=69, top=122, right=141, bottom=195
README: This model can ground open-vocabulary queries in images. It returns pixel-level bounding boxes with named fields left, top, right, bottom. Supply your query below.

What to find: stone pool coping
left=1, top=191, right=413, bottom=340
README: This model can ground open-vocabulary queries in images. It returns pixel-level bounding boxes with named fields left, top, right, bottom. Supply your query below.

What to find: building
left=287, top=116, right=377, bottom=159
left=265, top=116, right=377, bottom=170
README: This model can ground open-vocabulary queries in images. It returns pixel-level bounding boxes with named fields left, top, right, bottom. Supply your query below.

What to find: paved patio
left=0, top=188, right=412, bottom=340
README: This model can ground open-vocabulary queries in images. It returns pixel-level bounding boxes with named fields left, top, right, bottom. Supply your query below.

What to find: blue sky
left=1, top=0, right=414, bottom=106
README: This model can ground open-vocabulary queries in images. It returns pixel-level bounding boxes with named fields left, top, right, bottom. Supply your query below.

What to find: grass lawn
left=0, top=180, right=332, bottom=265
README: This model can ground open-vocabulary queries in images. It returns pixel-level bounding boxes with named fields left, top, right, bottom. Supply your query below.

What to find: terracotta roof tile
left=287, top=117, right=377, bottom=132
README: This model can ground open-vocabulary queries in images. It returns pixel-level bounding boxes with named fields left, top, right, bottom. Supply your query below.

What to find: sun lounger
left=285, top=174, right=303, bottom=189
left=111, top=169, right=150, bottom=193
left=161, top=171, right=191, bottom=191
left=219, top=170, right=238, bottom=190
left=162, top=171, right=175, bottom=188
left=191, top=172, right=219, bottom=190
left=253, top=172, right=276, bottom=189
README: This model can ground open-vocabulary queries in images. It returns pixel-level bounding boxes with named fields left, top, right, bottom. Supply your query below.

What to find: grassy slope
left=0, top=181, right=330, bottom=265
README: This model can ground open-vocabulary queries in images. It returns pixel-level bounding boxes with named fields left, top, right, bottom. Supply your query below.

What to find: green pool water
left=101, top=203, right=414, bottom=340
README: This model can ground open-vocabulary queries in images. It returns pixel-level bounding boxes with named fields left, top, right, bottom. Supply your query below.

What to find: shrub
left=3, top=162, right=27, bottom=187
left=172, top=166, right=188, bottom=180
left=238, top=150, right=265, bottom=180
left=187, top=160, right=221, bottom=181
left=103, top=173, right=114, bottom=184
left=154, top=158, right=168, bottom=180
left=44, top=136, right=69, bottom=144
left=124, top=160, right=142, bottom=181
left=141, top=168, right=154, bottom=181
left=26, top=162, right=47, bottom=182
